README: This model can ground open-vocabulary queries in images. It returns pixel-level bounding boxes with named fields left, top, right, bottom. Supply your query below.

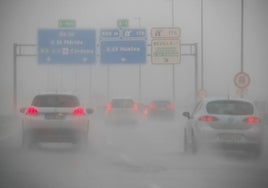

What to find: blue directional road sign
left=100, top=28, right=146, bottom=64
left=100, top=29, right=120, bottom=40
left=101, top=40, right=146, bottom=64
left=38, top=29, right=96, bottom=64
left=121, top=29, right=146, bottom=39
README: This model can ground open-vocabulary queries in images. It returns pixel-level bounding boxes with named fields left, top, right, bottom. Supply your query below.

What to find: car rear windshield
left=32, top=95, right=80, bottom=107
left=152, top=100, right=171, bottom=106
left=206, top=100, right=254, bottom=115
left=111, top=99, right=134, bottom=108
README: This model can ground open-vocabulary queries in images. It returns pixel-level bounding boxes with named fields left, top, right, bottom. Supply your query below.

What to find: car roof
left=200, top=97, right=254, bottom=104
left=151, top=99, right=171, bottom=102
left=110, top=98, right=135, bottom=101
left=35, top=91, right=79, bottom=97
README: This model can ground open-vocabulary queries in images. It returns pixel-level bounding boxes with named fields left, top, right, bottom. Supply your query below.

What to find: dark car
left=146, top=100, right=175, bottom=120
left=20, top=93, right=94, bottom=149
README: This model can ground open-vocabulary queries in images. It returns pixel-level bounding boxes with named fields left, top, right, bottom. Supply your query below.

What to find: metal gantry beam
left=241, top=0, right=244, bottom=72
left=13, top=42, right=199, bottom=110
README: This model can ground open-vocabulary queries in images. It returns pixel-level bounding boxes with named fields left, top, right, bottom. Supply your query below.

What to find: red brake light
left=133, top=104, right=139, bottom=111
left=167, top=103, right=174, bottom=110
left=199, top=115, right=218, bottom=122
left=244, top=116, right=261, bottom=124
left=26, top=106, right=39, bottom=116
left=106, top=103, right=112, bottom=112
left=73, top=107, right=85, bottom=116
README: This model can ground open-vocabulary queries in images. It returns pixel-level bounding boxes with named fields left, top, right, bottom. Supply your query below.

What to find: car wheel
left=190, top=129, right=198, bottom=154
left=183, top=129, right=189, bottom=153
left=75, top=132, right=88, bottom=151
left=22, top=130, right=36, bottom=150
left=250, top=144, right=262, bottom=159
left=184, top=128, right=198, bottom=155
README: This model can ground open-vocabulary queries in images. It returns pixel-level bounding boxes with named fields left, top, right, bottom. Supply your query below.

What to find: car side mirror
left=182, top=112, right=191, bottom=119
left=86, top=108, right=94, bottom=114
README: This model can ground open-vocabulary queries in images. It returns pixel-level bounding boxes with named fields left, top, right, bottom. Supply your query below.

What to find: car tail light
left=199, top=115, right=218, bottom=122
left=244, top=116, right=261, bottom=124
left=133, top=104, right=139, bottom=111
left=25, top=106, right=39, bottom=116
left=167, top=103, right=174, bottom=110
left=73, top=107, right=85, bottom=116
left=106, top=103, right=112, bottom=112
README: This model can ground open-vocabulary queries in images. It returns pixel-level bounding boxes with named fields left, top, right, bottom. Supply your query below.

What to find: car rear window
left=206, top=100, right=254, bottom=115
left=32, top=95, right=80, bottom=107
left=152, top=100, right=170, bottom=107
left=111, top=99, right=134, bottom=108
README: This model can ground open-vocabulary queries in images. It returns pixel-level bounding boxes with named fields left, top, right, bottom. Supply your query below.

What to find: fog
left=1, top=0, right=268, bottom=188
left=0, top=0, right=268, bottom=114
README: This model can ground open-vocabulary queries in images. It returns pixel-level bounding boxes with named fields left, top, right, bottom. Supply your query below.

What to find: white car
left=20, top=93, right=94, bottom=149
left=105, top=98, right=140, bottom=124
left=182, top=98, right=264, bottom=157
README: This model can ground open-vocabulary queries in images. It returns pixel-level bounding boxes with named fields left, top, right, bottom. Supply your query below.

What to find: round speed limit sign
left=197, top=89, right=207, bottom=99
left=234, top=72, right=251, bottom=89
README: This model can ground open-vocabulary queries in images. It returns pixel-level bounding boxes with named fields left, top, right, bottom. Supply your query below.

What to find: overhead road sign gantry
left=121, top=29, right=147, bottom=39
left=117, top=19, right=129, bottom=29
left=100, top=28, right=147, bottom=64
left=151, top=27, right=181, bottom=38
left=58, top=19, right=76, bottom=28
left=151, top=39, right=180, bottom=64
left=151, top=27, right=181, bottom=64
left=38, top=29, right=96, bottom=64
left=100, top=29, right=121, bottom=40
left=101, top=40, right=146, bottom=64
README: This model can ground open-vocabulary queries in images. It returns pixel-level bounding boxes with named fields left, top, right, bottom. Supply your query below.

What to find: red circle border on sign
left=234, top=72, right=251, bottom=89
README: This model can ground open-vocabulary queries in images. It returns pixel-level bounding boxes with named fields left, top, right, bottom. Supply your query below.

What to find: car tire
left=250, top=144, right=262, bottom=159
left=190, top=130, right=198, bottom=154
left=75, top=132, right=89, bottom=151
left=22, top=130, right=37, bottom=150
left=183, top=129, right=189, bottom=153
left=184, top=129, right=198, bottom=155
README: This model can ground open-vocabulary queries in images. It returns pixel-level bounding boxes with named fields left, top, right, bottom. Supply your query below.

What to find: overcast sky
left=0, top=0, right=268, bottom=115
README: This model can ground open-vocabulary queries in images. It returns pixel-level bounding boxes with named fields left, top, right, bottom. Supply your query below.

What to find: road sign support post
left=151, top=27, right=181, bottom=104
left=13, top=42, right=199, bottom=111
left=134, top=17, right=143, bottom=102
left=13, top=43, right=36, bottom=112
left=13, top=43, right=17, bottom=112
left=194, top=43, right=198, bottom=104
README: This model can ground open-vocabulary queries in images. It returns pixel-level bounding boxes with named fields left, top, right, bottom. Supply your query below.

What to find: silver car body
left=183, top=98, right=264, bottom=154
left=21, top=94, right=90, bottom=145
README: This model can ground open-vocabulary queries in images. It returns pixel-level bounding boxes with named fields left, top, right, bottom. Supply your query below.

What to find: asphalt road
left=0, top=114, right=268, bottom=188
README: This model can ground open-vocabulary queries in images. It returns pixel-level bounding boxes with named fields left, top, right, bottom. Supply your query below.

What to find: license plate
left=218, top=133, right=242, bottom=142
left=45, top=113, right=65, bottom=120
